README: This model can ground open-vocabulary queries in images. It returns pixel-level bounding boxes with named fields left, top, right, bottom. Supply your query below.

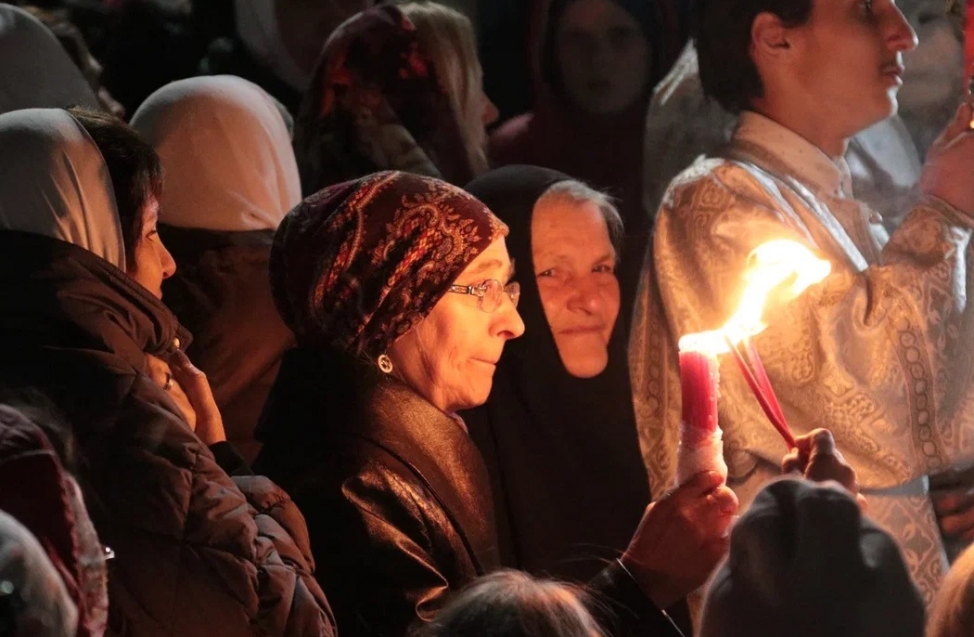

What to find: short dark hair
left=419, top=570, right=604, bottom=637
left=66, top=106, right=163, bottom=270
left=695, top=0, right=813, bottom=113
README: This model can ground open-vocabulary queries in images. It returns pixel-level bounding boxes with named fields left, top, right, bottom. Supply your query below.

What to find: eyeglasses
left=448, top=279, right=520, bottom=313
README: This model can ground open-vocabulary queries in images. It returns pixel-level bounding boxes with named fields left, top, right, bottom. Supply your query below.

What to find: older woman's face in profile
left=387, top=238, right=525, bottom=413
left=532, top=196, right=619, bottom=378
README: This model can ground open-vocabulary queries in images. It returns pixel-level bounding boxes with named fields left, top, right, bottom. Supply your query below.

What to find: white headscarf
left=130, top=75, right=302, bottom=232
left=0, top=108, right=126, bottom=269
left=0, top=4, right=99, bottom=115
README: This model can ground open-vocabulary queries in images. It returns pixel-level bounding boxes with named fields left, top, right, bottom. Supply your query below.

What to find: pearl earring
left=377, top=354, right=394, bottom=374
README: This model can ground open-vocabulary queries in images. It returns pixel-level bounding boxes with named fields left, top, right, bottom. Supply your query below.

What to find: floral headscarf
left=270, top=171, right=507, bottom=358
left=293, top=5, right=476, bottom=195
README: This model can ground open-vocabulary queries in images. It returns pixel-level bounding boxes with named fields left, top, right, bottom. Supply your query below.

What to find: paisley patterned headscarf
left=293, top=5, right=476, bottom=195
left=270, top=171, right=507, bottom=358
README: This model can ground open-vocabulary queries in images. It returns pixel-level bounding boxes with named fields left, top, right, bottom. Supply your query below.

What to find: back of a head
left=0, top=4, right=99, bottom=115
left=700, top=479, right=924, bottom=637
left=928, top=543, right=974, bottom=637
left=396, top=1, right=487, bottom=174
left=419, top=570, right=602, bottom=637
left=130, top=75, right=301, bottom=232
left=693, top=0, right=813, bottom=113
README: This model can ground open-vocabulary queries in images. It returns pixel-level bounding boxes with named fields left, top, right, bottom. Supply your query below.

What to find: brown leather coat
left=255, top=348, right=683, bottom=637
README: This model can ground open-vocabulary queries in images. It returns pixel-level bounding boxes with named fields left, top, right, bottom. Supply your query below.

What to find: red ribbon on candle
left=724, top=335, right=796, bottom=449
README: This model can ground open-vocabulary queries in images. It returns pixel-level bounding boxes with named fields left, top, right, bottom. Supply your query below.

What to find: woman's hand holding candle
left=621, top=471, right=739, bottom=609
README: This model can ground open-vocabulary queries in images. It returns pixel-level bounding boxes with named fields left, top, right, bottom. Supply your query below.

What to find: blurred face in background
left=555, top=0, right=651, bottom=115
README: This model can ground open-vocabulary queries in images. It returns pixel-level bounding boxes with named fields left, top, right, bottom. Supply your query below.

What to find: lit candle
left=676, top=332, right=727, bottom=486
left=672, top=239, right=830, bottom=487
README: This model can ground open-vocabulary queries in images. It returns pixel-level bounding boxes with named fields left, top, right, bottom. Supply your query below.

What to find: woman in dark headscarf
left=488, top=0, right=668, bottom=318
left=463, top=166, right=649, bottom=580
left=293, top=2, right=497, bottom=194
left=463, top=165, right=691, bottom=632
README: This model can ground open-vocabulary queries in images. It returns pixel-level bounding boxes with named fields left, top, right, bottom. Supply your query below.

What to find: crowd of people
left=2, top=0, right=974, bottom=636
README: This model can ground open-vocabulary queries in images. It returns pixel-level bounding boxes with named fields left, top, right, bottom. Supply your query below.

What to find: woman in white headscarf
left=0, top=107, right=335, bottom=637
left=0, top=4, right=99, bottom=115
left=130, top=75, right=301, bottom=462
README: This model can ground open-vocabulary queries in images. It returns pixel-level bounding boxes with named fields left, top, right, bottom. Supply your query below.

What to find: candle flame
left=679, top=240, right=831, bottom=354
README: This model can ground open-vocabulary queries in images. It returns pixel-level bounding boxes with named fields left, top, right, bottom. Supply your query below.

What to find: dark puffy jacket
left=0, top=231, right=336, bottom=637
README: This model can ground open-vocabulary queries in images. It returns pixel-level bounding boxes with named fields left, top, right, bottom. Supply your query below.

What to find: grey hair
left=418, top=570, right=605, bottom=637
left=537, top=180, right=624, bottom=257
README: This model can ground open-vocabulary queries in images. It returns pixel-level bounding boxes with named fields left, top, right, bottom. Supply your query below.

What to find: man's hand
left=620, top=471, right=738, bottom=609
left=782, top=428, right=866, bottom=510
left=920, top=99, right=974, bottom=216
left=931, top=467, right=974, bottom=543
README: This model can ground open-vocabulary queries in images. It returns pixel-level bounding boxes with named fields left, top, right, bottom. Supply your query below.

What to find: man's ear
left=750, top=11, right=792, bottom=63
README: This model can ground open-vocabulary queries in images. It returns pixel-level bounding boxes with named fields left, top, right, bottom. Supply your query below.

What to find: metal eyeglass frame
left=447, top=279, right=520, bottom=313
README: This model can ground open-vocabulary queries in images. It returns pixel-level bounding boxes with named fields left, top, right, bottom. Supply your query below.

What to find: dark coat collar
left=0, top=231, right=190, bottom=369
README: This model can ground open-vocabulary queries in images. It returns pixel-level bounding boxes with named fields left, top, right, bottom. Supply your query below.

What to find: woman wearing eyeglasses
left=253, top=170, right=719, bottom=637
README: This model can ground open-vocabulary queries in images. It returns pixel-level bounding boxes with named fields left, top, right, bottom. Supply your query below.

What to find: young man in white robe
left=630, top=0, right=974, bottom=604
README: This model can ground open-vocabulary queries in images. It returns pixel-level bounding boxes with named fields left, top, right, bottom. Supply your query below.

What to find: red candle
left=679, top=340, right=719, bottom=437
left=676, top=334, right=727, bottom=485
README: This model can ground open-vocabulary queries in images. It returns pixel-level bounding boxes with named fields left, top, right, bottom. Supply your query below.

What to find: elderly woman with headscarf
left=0, top=4, right=100, bottom=115
left=293, top=2, right=498, bottom=195
left=253, top=170, right=739, bottom=637
left=130, top=75, right=301, bottom=462
left=0, top=108, right=336, bottom=637
left=462, top=167, right=651, bottom=578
